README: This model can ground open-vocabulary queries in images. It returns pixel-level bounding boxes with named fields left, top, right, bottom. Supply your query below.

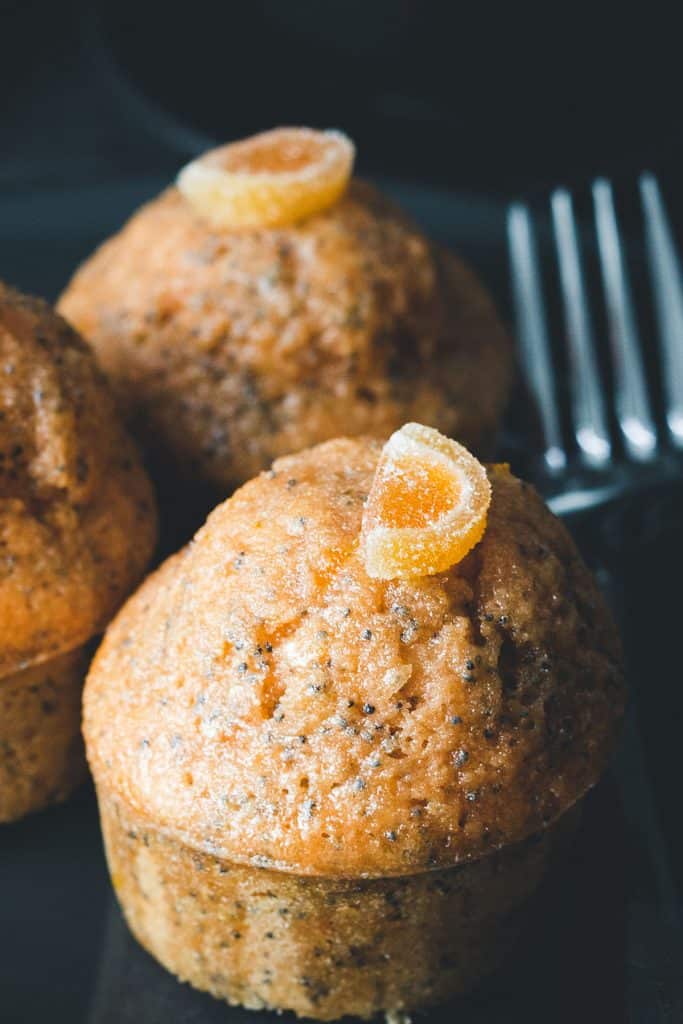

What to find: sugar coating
left=362, top=423, right=491, bottom=579
left=177, top=128, right=355, bottom=229
left=85, top=438, right=623, bottom=878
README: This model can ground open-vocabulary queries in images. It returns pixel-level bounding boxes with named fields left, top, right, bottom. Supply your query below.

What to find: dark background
left=2, top=1, right=683, bottom=201
left=1, top=3, right=683, bottom=1022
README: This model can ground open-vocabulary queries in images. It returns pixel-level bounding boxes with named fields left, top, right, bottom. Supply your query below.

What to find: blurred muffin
left=0, top=282, right=157, bottom=821
left=59, top=129, right=512, bottom=497
left=84, top=433, right=623, bottom=1018
left=0, top=648, right=91, bottom=823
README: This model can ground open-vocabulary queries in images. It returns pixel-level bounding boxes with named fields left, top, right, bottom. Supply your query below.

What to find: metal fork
left=508, top=174, right=683, bottom=520
left=508, top=177, right=683, bottom=1022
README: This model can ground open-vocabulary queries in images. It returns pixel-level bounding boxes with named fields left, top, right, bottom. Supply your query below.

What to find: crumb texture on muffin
left=59, top=181, right=511, bottom=487
left=85, top=438, right=623, bottom=877
left=0, top=282, right=158, bottom=676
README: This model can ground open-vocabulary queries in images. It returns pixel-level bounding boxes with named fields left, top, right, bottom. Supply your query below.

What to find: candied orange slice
left=362, top=423, right=491, bottom=580
left=176, top=127, right=355, bottom=229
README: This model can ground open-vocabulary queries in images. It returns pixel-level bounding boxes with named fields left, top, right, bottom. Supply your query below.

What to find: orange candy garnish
left=176, top=127, right=355, bottom=229
left=362, top=423, right=492, bottom=580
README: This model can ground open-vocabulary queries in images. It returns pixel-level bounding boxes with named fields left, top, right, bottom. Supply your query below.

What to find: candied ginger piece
left=362, top=423, right=491, bottom=580
left=177, top=127, right=355, bottom=229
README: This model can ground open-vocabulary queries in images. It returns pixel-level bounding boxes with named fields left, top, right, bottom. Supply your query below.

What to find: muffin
left=84, top=429, right=623, bottom=1018
left=0, top=282, right=157, bottom=822
left=58, top=128, right=512, bottom=497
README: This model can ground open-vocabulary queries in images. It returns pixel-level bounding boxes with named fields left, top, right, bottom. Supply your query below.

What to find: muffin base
left=0, top=646, right=90, bottom=823
left=99, top=794, right=580, bottom=1020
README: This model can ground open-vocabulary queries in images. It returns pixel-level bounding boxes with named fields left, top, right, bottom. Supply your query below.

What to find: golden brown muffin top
left=58, top=181, right=511, bottom=485
left=0, top=282, right=157, bottom=676
left=84, top=438, right=623, bottom=878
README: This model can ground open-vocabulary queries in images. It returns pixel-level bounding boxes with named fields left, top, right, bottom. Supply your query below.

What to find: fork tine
left=592, top=179, right=657, bottom=461
left=639, top=173, right=683, bottom=448
left=507, top=203, right=567, bottom=473
left=551, top=189, right=612, bottom=467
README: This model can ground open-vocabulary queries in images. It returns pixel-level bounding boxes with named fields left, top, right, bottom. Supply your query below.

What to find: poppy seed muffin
left=0, top=281, right=157, bottom=821
left=84, top=437, right=623, bottom=1017
left=58, top=177, right=512, bottom=494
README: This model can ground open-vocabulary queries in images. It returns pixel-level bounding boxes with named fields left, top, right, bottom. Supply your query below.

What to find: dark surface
left=3, top=1, right=683, bottom=200
left=1, top=785, right=108, bottom=1020
left=2, top=3, right=683, bottom=1019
